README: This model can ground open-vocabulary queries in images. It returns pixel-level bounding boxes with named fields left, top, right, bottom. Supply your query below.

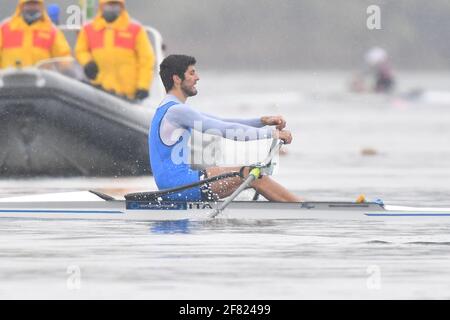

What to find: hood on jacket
left=98, top=0, right=126, bottom=13
left=92, top=0, right=131, bottom=31
left=10, top=0, right=53, bottom=28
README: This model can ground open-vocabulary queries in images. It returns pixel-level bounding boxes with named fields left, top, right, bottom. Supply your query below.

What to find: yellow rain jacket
left=75, top=0, right=155, bottom=99
left=0, top=0, right=71, bottom=69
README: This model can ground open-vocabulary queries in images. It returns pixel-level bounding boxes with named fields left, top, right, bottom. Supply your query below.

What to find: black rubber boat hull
left=0, top=68, right=153, bottom=177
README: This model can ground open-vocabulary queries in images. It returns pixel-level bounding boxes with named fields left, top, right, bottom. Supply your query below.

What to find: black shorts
left=199, top=170, right=217, bottom=202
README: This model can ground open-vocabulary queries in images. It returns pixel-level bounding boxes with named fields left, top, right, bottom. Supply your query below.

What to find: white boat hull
left=1, top=199, right=450, bottom=223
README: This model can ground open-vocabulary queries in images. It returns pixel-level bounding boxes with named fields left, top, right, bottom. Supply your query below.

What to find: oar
left=209, top=139, right=284, bottom=219
left=251, top=138, right=281, bottom=201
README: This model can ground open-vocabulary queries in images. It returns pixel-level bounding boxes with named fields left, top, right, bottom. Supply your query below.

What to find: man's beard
left=181, top=83, right=198, bottom=97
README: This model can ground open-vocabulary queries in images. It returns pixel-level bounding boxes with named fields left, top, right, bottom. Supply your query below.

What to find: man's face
left=103, top=2, right=123, bottom=14
left=23, top=1, right=43, bottom=14
left=22, top=1, right=43, bottom=25
left=180, top=65, right=200, bottom=97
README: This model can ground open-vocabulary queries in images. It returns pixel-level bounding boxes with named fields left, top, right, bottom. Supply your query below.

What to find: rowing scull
left=0, top=192, right=449, bottom=222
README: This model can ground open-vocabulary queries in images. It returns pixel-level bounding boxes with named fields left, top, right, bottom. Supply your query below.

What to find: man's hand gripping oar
left=209, top=138, right=284, bottom=219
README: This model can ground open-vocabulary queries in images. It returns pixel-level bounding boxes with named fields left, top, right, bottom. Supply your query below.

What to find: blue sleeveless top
left=149, top=101, right=203, bottom=201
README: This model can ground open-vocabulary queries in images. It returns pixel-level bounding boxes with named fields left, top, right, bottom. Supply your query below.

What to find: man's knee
left=251, top=175, right=270, bottom=187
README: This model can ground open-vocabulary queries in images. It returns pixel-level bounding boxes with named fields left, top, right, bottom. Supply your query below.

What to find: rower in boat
left=350, top=47, right=395, bottom=94
left=149, top=54, right=301, bottom=203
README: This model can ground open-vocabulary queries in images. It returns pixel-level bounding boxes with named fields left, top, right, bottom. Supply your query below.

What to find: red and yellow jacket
left=75, top=2, right=155, bottom=99
left=0, top=0, right=71, bottom=69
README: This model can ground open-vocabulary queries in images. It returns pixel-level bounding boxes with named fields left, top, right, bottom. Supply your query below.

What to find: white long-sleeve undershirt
left=159, top=95, right=273, bottom=146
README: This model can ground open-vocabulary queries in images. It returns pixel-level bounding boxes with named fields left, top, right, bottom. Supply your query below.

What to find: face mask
left=102, top=6, right=122, bottom=23
left=23, top=9, right=42, bottom=25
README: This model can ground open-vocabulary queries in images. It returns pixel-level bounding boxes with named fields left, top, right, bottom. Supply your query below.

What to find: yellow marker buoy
left=356, top=194, right=367, bottom=203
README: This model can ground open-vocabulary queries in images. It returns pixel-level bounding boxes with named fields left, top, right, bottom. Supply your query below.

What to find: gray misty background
left=2, top=0, right=449, bottom=70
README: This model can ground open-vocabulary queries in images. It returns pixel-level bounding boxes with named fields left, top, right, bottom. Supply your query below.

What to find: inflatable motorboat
left=0, top=25, right=166, bottom=178
left=0, top=66, right=155, bottom=177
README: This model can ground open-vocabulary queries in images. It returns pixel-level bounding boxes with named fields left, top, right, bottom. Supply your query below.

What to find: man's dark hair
left=159, top=55, right=197, bottom=93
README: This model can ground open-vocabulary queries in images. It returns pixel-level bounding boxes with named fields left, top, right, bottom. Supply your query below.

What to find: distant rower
left=149, top=55, right=300, bottom=203
left=351, top=47, right=395, bottom=94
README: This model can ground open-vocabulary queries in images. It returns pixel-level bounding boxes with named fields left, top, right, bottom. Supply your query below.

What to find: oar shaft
left=210, top=169, right=260, bottom=218
left=264, top=139, right=282, bottom=166
left=209, top=139, right=284, bottom=219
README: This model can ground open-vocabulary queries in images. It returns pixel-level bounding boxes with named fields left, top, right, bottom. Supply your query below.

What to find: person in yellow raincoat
left=0, top=0, right=71, bottom=69
left=75, top=0, right=155, bottom=101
